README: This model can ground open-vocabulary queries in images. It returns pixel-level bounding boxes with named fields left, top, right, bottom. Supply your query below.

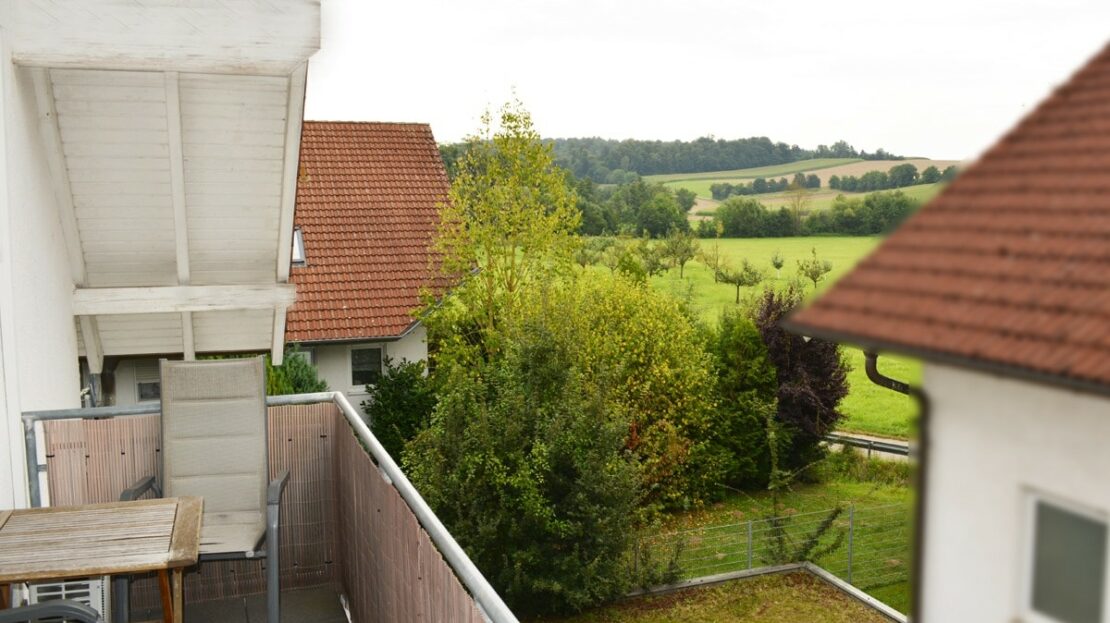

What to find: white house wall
left=921, top=363, right=1110, bottom=622
left=0, top=58, right=84, bottom=507
left=109, top=325, right=429, bottom=408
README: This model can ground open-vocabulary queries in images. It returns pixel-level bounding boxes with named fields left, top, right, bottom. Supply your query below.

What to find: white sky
left=305, top=0, right=1110, bottom=161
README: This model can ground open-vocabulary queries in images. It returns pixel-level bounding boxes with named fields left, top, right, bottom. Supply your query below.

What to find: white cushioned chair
left=115, top=357, right=288, bottom=623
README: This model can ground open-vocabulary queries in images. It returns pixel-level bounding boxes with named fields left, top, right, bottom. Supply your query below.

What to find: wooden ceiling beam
left=73, top=284, right=296, bottom=316
left=275, top=62, right=307, bottom=283
left=30, top=68, right=85, bottom=286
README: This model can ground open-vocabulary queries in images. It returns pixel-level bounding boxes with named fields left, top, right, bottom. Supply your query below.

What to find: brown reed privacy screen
left=42, top=401, right=484, bottom=621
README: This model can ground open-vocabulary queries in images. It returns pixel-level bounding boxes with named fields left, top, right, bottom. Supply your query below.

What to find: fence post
left=846, top=504, right=855, bottom=584
left=747, top=520, right=754, bottom=569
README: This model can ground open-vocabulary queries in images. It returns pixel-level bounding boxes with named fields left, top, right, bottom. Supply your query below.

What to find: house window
left=1025, top=494, right=1108, bottom=623
left=287, top=347, right=314, bottom=366
left=350, top=347, right=382, bottom=387
left=292, top=228, right=306, bottom=266
left=135, top=360, right=161, bottom=402
left=137, top=381, right=161, bottom=402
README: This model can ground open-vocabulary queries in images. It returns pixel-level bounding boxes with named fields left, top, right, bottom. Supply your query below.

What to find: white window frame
left=134, top=359, right=161, bottom=403
left=291, top=228, right=306, bottom=266
left=1021, top=489, right=1110, bottom=623
left=348, top=345, right=383, bottom=391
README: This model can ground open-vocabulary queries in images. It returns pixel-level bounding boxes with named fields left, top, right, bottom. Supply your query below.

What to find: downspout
left=864, top=351, right=930, bottom=623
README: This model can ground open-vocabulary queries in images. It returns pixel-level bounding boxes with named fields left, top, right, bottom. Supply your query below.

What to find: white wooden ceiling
left=13, top=1, right=319, bottom=369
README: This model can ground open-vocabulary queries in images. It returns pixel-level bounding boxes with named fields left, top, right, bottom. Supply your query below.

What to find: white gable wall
left=0, top=46, right=84, bottom=508
left=921, top=363, right=1110, bottom=622
left=310, top=326, right=429, bottom=407
left=108, top=326, right=429, bottom=409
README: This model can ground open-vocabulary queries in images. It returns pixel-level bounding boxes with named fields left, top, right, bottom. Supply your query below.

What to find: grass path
left=646, top=236, right=916, bottom=438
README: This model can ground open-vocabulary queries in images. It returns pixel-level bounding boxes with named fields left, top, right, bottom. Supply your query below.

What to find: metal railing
left=638, top=502, right=911, bottom=595
left=824, top=433, right=911, bottom=458
left=21, top=392, right=518, bottom=623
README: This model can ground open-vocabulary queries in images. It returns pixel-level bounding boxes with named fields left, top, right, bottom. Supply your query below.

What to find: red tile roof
left=786, top=43, right=1110, bottom=394
left=286, top=121, right=450, bottom=342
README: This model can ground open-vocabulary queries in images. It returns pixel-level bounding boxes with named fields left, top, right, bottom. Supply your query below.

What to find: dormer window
left=292, top=228, right=306, bottom=266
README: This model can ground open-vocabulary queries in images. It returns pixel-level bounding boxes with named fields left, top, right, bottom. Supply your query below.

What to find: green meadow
left=645, top=236, right=917, bottom=439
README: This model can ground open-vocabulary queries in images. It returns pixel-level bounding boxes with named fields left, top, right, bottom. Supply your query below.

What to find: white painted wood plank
left=50, top=69, right=163, bottom=87
left=31, top=68, right=87, bottom=285
left=51, top=85, right=166, bottom=103
left=63, top=142, right=169, bottom=158
left=65, top=157, right=171, bottom=171
left=181, top=130, right=286, bottom=147
left=179, top=103, right=287, bottom=121
left=180, top=116, right=286, bottom=134
left=76, top=219, right=177, bottom=232
left=74, top=198, right=173, bottom=212
left=190, top=240, right=277, bottom=252
left=70, top=181, right=172, bottom=195
left=66, top=169, right=171, bottom=183
left=181, top=169, right=281, bottom=184
left=182, top=182, right=281, bottom=196
left=87, top=276, right=178, bottom=289
left=181, top=312, right=195, bottom=360
left=74, top=230, right=175, bottom=243
left=181, top=144, right=282, bottom=159
left=271, top=306, right=287, bottom=365
left=73, top=284, right=297, bottom=316
left=187, top=226, right=281, bottom=239
left=78, top=316, right=103, bottom=374
left=165, top=71, right=190, bottom=285
left=180, top=74, right=289, bottom=91
left=192, top=310, right=272, bottom=353
left=95, top=313, right=181, bottom=331
left=180, top=194, right=279, bottom=208
left=55, top=100, right=168, bottom=118
left=182, top=159, right=283, bottom=173
left=276, top=63, right=306, bottom=282
left=60, top=129, right=169, bottom=144
left=190, top=273, right=277, bottom=287
left=58, top=115, right=168, bottom=131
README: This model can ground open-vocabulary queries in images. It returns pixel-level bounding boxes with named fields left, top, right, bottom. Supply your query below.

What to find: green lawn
left=542, top=572, right=892, bottom=623
left=647, top=236, right=917, bottom=439
left=645, top=159, right=859, bottom=184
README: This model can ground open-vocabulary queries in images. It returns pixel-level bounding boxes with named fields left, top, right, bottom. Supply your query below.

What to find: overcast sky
left=305, top=0, right=1110, bottom=161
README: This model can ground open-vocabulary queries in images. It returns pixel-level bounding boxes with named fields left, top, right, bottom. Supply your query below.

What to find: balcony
left=20, top=392, right=516, bottom=622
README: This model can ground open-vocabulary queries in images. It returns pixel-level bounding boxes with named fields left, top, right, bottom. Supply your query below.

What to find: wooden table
left=0, top=497, right=203, bottom=623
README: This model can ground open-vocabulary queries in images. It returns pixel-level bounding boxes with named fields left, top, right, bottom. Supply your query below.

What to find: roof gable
left=787, top=43, right=1110, bottom=394
left=286, top=121, right=450, bottom=342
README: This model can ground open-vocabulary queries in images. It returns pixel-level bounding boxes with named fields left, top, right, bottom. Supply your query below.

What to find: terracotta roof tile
left=285, top=121, right=450, bottom=342
left=787, top=42, right=1110, bottom=393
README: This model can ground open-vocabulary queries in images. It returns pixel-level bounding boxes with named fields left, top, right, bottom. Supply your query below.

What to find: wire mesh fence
left=636, top=502, right=911, bottom=594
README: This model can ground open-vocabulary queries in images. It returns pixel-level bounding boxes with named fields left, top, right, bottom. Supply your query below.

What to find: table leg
left=172, top=568, right=183, bottom=623
left=0, top=583, right=9, bottom=609
left=158, top=570, right=173, bottom=623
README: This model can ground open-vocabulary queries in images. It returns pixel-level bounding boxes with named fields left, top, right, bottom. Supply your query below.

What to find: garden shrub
left=362, top=358, right=436, bottom=461
left=706, top=310, right=780, bottom=489
left=407, top=271, right=729, bottom=613
left=405, top=317, right=639, bottom=615
left=753, top=285, right=850, bottom=474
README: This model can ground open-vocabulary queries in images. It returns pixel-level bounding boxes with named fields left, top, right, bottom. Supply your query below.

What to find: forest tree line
left=442, top=136, right=904, bottom=184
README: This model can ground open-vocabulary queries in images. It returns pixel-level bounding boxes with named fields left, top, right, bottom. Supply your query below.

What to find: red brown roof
left=787, top=43, right=1110, bottom=394
left=286, top=121, right=450, bottom=342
